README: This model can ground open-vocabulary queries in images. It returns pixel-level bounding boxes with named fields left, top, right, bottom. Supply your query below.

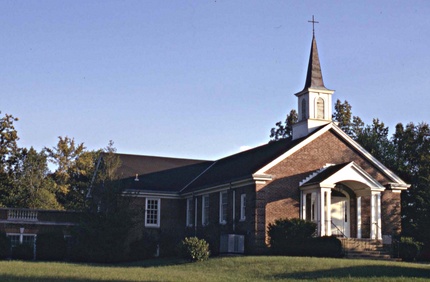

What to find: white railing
left=7, top=209, right=38, bottom=221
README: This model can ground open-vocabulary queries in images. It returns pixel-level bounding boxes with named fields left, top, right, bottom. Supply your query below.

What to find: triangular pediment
left=255, top=123, right=409, bottom=189
left=300, top=162, right=385, bottom=194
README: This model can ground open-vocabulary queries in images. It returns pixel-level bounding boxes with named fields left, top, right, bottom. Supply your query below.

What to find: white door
left=331, top=196, right=350, bottom=237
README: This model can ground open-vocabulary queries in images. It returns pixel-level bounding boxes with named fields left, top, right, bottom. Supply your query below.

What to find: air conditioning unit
left=220, top=234, right=245, bottom=254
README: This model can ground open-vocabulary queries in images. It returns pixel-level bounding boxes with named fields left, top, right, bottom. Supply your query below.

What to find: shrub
left=12, top=243, right=33, bottom=260
left=309, top=236, right=343, bottom=258
left=0, top=233, right=10, bottom=259
left=36, top=232, right=67, bottom=261
left=268, top=218, right=316, bottom=254
left=179, top=237, right=210, bottom=262
left=129, top=232, right=158, bottom=261
left=396, top=237, right=423, bottom=261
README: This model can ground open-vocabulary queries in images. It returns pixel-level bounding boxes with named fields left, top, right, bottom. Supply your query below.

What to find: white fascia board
left=255, top=123, right=333, bottom=175
left=122, top=190, right=180, bottom=199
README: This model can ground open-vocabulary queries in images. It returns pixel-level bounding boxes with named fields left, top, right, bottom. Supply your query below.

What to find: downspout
left=194, top=193, right=198, bottom=236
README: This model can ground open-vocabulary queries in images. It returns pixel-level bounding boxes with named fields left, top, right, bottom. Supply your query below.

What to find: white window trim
left=145, top=198, right=161, bottom=228
left=219, top=191, right=228, bottom=224
left=186, top=198, right=193, bottom=227
left=240, top=193, right=246, bottom=221
left=7, top=233, right=37, bottom=246
left=202, top=195, right=209, bottom=226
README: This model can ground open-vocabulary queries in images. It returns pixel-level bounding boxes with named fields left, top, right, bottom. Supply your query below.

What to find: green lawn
left=0, top=256, right=428, bottom=281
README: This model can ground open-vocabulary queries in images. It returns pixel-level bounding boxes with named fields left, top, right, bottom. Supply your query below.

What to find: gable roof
left=111, top=153, right=209, bottom=179
left=116, top=122, right=408, bottom=196
left=180, top=138, right=301, bottom=193
left=255, top=122, right=408, bottom=186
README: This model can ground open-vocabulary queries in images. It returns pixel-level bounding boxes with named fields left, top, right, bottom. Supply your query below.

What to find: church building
left=91, top=32, right=410, bottom=255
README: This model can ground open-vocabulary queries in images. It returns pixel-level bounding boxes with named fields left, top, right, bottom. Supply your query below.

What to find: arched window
left=317, top=97, right=324, bottom=119
left=301, top=99, right=307, bottom=120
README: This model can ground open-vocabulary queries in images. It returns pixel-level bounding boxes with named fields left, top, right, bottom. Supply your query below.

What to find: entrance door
left=331, top=196, right=350, bottom=237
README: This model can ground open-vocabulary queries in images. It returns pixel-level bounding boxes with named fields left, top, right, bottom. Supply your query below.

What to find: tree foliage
left=46, top=136, right=98, bottom=210
left=269, top=109, right=298, bottom=141
left=391, top=122, right=430, bottom=245
left=6, top=147, right=61, bottom=209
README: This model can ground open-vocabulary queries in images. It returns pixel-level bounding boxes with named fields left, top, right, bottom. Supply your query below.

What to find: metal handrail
left=331, top=220, right=347, bottom=238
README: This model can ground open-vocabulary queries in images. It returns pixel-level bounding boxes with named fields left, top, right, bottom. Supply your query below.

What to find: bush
left=309, top=236, right=343, bottom=258
left=129, top=232, right=158, bottom=261
left=395, top=237, right=423, bottom=261
left=268, top=218, right=316, bottom=254
left=0, top=233, right=10, bottom=259
left=12, top=243, right=33, bottom=260
left=36, top=232, right=67, bottom=261
left=179, top=237, right=210, bottom=262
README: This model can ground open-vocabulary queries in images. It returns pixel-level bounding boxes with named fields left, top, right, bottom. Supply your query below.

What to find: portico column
left=301, top=191, right=307, bottom=220
left=317, top=191, right=323, bottom=236
left=357, top=196, right=362, bottom=239
left=370, top=191, right=382, bottom=240
left=325, top=189, right=332, bottom=236
left=376, top=193, right=382, bottom=240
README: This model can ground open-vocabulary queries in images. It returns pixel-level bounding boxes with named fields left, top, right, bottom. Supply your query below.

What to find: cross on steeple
left=308, top=15, right=319, bottom=36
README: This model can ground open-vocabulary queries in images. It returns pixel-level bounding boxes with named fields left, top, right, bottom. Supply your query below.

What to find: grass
left=0, top=256, right=428, bottom=281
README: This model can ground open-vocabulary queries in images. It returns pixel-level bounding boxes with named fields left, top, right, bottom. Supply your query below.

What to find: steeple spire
left=303, top=32, right=327, bottom=91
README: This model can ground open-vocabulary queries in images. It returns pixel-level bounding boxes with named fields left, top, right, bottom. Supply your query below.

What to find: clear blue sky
left=2, top=1, right=429, bottom=161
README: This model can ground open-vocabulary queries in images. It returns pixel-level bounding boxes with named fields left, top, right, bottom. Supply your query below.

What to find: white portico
left=299, top=162, right=385, bottom=240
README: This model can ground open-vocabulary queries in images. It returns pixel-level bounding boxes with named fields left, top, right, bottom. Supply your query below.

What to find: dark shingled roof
left=303, top=35, right=329, bottom=91
left=181, top=137, right=304, bottom=193
left=110, top=153, right=209, bottom=179
left=116, top=125, right=328, bottom=194
left=303, top=162, right=350, bottom=186
left=121, top=161, right=214, bottom=192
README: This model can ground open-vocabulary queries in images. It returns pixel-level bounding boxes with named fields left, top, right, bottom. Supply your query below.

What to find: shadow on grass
left=276, top=265, right=430, bottom=280
left=0, top=276, right=112, bottom=282
left=34, top=257, right=188, bottom=268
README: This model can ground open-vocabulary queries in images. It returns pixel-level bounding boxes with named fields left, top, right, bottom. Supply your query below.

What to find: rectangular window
left=219, top=191, right=228, bottom=224
left=202, top=195, right=209, bottom=226
left=186, top=198, right=193, bottom=227
left=240, top=194, right=246, bottom=221
left=145, top=198, right=160, bottom=227
left=7, top=235, right=20, bottom=247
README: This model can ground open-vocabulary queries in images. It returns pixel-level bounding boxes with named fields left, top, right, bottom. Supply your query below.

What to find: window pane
left=146, top=199, right=160, bottom=227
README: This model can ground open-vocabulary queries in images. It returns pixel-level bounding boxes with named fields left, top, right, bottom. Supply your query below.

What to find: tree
left=6, top=147, right=61, bottom=209
left=71, top=141, right=135, bottom=262
left=332, top=99, right=364, bottom=140
left=269, top=109, right=298, bottom=141
left=355, top=118, right=392, bottom=164
left=0, top=112, right=19, bottom=172
left=391, top=122, right=430, bottom=245
left=46, top=136, right=98, bottom=210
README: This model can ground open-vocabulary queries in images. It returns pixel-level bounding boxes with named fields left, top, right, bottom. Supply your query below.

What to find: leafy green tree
left=269, top=109, right=298, bottom=141
left=71, top=141, right=136, bottom=262
left=391, top=122, right=430, bottom=245
left=6, top=147, right=61, bottom=209
left=0, top=112, right=19, bottom=172
left=46, top=137, right=98, bottom=210
left=355, top=118, right=392, bottom=164
left=333, top=99, right=364, bottom=139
